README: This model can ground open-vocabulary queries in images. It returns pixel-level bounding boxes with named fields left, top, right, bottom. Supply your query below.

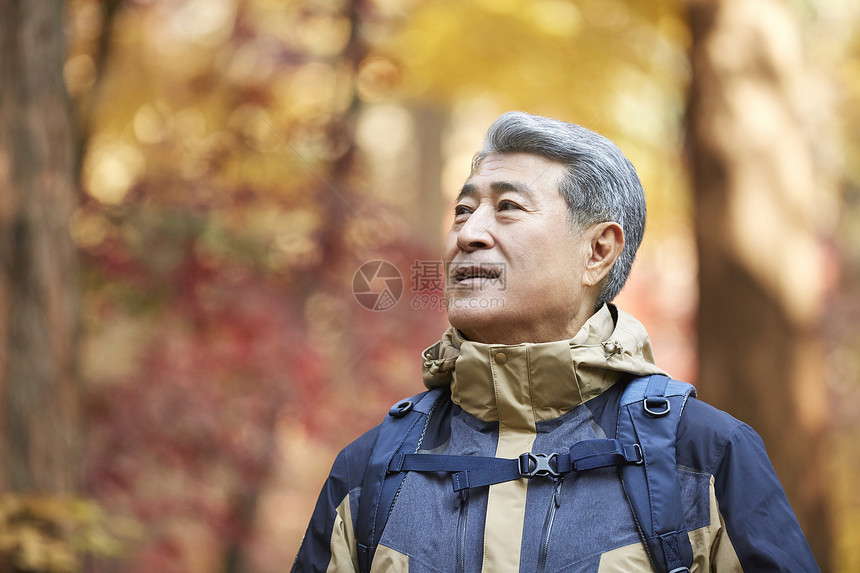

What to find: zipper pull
left=456, top=488, right=467, bottom=509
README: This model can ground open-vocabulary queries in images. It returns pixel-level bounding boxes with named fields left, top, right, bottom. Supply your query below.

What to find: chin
left=446, top=308, right=504, bottom=343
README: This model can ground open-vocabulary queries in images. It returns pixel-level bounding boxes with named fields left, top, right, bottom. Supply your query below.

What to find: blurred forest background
left=1, top=0, right=859, bottom=571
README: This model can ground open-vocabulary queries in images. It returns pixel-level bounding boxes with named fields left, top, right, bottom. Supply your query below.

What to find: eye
left=498, top=199, right=523, bottom=211
left=454, top=204, right=473, bottom=217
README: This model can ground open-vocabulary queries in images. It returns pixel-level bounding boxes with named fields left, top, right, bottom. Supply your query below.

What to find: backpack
left=356, top=374, right=696, bottom=573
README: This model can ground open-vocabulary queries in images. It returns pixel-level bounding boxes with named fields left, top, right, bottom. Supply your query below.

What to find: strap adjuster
left=631, top=443, right=644, bottom=465
left=518, top=453, right=560, bottom=478
left=643, top=396, right=671, bottom=417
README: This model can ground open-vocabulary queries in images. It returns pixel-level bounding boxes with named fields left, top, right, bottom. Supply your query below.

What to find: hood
left=420, top=303, right=666, bottom=423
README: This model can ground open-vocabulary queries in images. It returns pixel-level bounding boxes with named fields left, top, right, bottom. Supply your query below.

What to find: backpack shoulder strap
left=356, top=388, right=446, bottom=573
left=616, top=374, right=696, bottom=573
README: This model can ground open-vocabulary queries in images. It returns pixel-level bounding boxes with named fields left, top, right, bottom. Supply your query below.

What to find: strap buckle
left=518, top=453, right=560, bottom=478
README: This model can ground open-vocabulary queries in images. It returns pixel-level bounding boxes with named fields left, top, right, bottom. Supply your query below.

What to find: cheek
left=514, top=246, right=582, bottom=287
left=442, top=233, right=457, bottom=262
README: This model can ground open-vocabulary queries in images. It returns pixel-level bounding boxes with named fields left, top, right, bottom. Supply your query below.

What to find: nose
left=456, top=206, right=495, bottom=252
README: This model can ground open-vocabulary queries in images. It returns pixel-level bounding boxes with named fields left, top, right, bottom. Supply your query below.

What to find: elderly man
left=292, top=112, right=817, bottom=572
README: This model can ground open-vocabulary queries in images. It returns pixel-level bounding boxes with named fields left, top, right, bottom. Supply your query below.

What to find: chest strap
left=389, top=438, right=642, bottom=491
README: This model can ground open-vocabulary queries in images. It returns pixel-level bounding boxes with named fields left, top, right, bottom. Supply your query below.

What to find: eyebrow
left=456, top=180, right=535, bottom=202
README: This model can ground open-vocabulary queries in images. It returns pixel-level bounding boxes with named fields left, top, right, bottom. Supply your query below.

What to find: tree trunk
left=0, top=0, right=80, bottom=495
left=686, top=0, right=831, bottom=567
left=412, top=103, right=446, bottom=251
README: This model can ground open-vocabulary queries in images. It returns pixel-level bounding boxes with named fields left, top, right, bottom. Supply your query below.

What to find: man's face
left=443, top=152, right=598, bottom=344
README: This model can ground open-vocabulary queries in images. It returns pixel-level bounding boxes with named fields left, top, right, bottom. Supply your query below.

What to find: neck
left=455, top=304, right=599, bottom=345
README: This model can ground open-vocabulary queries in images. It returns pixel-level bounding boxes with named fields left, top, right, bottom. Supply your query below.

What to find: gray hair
left=474, top=111, right=646, bottom=307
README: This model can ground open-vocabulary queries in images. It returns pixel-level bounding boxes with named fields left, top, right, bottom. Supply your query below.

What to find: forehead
left=463, top=152, right=567, bottom=198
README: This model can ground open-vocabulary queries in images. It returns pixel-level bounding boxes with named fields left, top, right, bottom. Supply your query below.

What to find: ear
left=582, top=222, right=625, bottom=288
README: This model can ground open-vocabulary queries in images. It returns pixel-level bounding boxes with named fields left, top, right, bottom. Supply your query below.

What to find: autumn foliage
left=1, top=0, right=859, bottom=571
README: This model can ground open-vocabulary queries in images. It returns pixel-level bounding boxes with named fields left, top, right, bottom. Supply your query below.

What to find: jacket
left=292, top=304, right=818, bottom=572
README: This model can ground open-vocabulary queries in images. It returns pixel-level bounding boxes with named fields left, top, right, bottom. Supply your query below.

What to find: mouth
left=449, top=262, right=504, bottom=287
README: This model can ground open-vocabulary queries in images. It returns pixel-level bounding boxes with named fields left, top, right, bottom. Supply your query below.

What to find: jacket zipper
left=457, top=489, right=469, bottom=573
left=537, top=478, right=563, bottom=573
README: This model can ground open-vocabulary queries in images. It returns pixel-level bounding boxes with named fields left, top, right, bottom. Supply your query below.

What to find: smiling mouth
left=448, top=263, right=505, bottom=288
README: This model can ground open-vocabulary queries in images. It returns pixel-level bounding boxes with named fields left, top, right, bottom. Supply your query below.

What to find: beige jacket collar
left=421, top=304, right=667, bottom=425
